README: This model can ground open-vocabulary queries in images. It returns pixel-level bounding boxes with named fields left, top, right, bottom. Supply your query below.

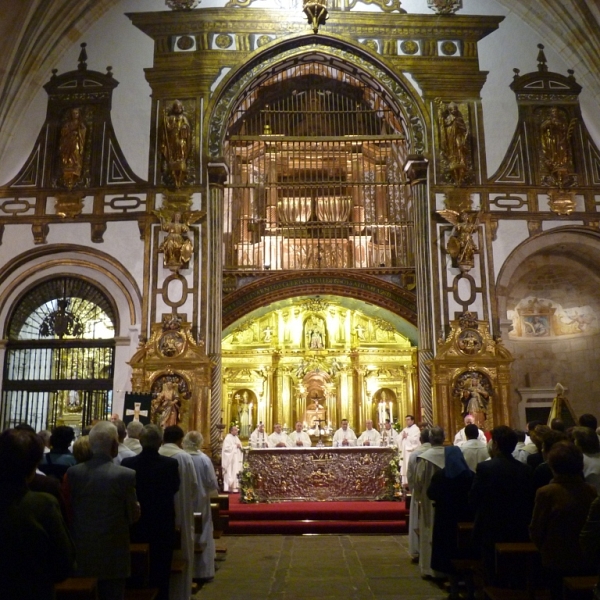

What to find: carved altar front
left=243, top=446, right=396, bottom=502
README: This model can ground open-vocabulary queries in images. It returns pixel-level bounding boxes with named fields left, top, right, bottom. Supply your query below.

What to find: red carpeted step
left=227, top=519, right=408, bottom=535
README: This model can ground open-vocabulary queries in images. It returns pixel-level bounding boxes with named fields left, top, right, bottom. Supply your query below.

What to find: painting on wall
left=508, top=297, right=598, bottom=339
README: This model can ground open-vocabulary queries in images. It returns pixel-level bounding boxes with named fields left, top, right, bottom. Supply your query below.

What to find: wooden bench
left=126, top=543, right=159, bottom=600
left=55, top=577, right=98, bottom=600
left=457, top=521, right=474, bottom=551
left=563, top=576, right=598, bottom=600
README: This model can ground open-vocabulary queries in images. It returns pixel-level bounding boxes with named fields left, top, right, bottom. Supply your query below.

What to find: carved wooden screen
left=1, top=277, right=116, bottom=432
left=223, top=63, right=414, bottom=273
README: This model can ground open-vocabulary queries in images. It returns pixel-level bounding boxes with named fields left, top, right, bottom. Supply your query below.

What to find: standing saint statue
left=436, top=99, right=470, bottom=185
left=161, top=99, right=192, bottom=188
left=59, top=107, right=86, bottom=189
left=540, top=107, right=572, bottom=175
left=151, top=381, right=181, bottom=428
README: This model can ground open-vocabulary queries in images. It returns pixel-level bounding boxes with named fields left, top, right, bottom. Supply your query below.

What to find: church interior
left=0, top=0, right=600, bottom=451
left=3, top=2, right=600, bottom=600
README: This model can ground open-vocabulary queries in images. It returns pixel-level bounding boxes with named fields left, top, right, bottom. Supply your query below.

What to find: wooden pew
left=562, top=576, right=598, bottom=600
left=55, top=577, right=98, bottom=600
left=126, top=543, right=159, bottom=600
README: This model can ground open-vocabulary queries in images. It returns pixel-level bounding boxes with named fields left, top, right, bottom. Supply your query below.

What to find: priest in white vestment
left=461, top=423, right=490, bottom=471
left=413, top=426, right=446, bottom=578
left=159, top=425, right=199, bottom=600
left=333, top=419, right=357, bottom=446
left=380, top=420, right=398, bottom=448
left=406, top=429, right=431, bottom=560
left=357, top=420, right=381, bottom=446
left=288, top=422, right=312, bottom=447
left=249, top=422, right=268, bottom=448
left=268, top=423, right=292, bottom=448
left=183, top=431, right=218, bottom=582
left=221, top=426, right=244, bottom=492
left=399, top=415, right=421, bottom=485
left=453, top=414, right=486, bottom=447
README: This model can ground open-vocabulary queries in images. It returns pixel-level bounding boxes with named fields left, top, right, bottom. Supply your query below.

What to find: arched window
left=1, top=277, right=116, bottom=432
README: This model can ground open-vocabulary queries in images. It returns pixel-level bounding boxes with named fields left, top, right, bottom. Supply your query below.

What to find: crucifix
left=313, top=416, right=326, bottom=447
left=125, top=402, right=149, bottom=422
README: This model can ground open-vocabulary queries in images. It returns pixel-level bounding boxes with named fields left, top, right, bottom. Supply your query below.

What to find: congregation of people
left=0, top=417, right=219, bottom=600
left=407, top=413, right=600, bottom=600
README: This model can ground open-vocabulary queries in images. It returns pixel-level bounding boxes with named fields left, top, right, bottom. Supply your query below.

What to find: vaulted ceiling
left=0, top=0, right=598, bottom=162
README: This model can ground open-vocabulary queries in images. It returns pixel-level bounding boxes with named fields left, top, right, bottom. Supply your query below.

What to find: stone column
left=207, top=163, right=227, bottom=457
left=403, top=156, right=434, bottom=426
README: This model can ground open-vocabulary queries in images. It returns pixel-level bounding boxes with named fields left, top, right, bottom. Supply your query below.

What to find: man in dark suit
left=122, top=424, right=180, bottom=600
left=469, top=425, right=534, bottom=583
left=66, top=420, right=140, bottom=600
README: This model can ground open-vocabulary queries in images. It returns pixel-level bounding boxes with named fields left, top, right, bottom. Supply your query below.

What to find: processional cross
left=313, top=417, right=327, bottom=447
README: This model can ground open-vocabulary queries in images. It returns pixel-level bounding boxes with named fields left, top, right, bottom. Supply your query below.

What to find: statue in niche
left=236, top=391, right=254, bottom=438
left=151, top=381, right=181, bottom=428
left=455, top=371, right=492, bottom=429
left=437, top=209, right=480, bottom=273
left=436, top=98, right=470, bottom=185
left=305, top=317, right=326, bottom=350
left=161, top=99, right=192, bottom=188
left=59, top=107, right=87, bottom=189
left=540, top=107, right=574, bottom=176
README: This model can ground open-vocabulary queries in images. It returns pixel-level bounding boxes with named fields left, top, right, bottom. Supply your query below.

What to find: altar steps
left=223, top=495, right=408, bottom=535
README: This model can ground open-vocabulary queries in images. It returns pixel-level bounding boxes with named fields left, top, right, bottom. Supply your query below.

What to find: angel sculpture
left=154, top=209, right=205, bottom=272
left=437, top=209, right=480, bottom=273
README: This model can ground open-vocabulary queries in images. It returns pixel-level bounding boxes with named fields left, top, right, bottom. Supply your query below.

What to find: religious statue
left=377, top=390, right=392, bottom=425
left=151, top=381, right=181, bottom=428
left=154, top=209, right=204, bottom=272
left=161, top=99, right=192, bottom=188
left=436, top=98, right=470, bottom=185
left=457, top=372, right=491, bottom=428
left=59, top=107, right=86, bottom=189
left=305, top=316, right=326, bottom=349
left=540, top=107, right=573, bottom=177
left=437, top=209, right=480, bottom=273
left=237, top=391, right=253, bottom=438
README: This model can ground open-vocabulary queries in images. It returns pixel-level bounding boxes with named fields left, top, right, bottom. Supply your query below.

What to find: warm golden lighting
left=303, top=0, right=328, bottom=34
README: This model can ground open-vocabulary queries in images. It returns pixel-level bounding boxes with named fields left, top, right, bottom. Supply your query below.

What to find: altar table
left=244, top=446, right=397, bottom=502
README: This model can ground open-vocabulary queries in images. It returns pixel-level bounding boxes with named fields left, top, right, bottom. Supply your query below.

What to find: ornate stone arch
left=207, top=33, right=429, bottom=159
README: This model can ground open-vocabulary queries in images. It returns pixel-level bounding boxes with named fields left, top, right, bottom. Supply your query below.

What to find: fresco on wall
left=508, top=297, right=598, bottom=338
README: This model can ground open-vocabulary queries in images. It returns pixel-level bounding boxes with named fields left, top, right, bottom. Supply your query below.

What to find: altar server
left=221, top=425, right=244, bottom=491
left=288, top=421, right=312, bottom=447
left=357, top=420, right=381, bottom=446
left=268, top=423, right=292, bottom=448
left=333, top=419, right=357, bottom=446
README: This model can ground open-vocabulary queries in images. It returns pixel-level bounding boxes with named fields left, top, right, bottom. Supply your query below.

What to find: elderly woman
left=183, top=430, right=219, bottom=582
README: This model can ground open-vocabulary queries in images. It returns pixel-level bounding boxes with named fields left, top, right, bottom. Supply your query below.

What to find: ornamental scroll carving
left=245, top=447, right=395, bottom=502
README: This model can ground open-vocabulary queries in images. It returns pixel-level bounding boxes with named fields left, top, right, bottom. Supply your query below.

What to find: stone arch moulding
left=495, top=226, right=600, bottom=319
left=0, top=244, right=143, bottom=338
left=222, top=271, right=417, bottom=331
left=207, top=33, right=429, bottom=160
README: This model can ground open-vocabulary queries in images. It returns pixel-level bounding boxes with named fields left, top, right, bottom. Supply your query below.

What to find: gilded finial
left=536, top=43, right=547, bottom=72
left=78, top=43, right=88, bottom=71
left=512, top=68, right=520, bottom=81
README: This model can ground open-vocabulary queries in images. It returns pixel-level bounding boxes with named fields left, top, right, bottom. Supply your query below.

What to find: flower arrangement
left=382, top=454, right=402, bottom=501
left=392, top=420, right=403, bottom=433
left=239, top=461, right=258, bottom=503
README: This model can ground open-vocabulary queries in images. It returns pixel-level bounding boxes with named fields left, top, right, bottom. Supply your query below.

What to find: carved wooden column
left=207, top=163, right=227, bottom=456
left=404, top=156, right=434, bottom=425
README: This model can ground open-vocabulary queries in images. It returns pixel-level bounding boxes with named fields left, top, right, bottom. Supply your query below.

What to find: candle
left=389, top=401, right=393, bottom=422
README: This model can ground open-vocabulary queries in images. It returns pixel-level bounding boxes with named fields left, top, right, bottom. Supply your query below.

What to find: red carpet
left=224, top=494, right=408, bottom=535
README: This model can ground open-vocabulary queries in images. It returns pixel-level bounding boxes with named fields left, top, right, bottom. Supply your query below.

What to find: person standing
left=400, top=415, right=421, bottom=485
left=288, top=422, right=312, bottom=447
left=183, top=431, right=219, bottom=582
left=66, top=421, right=140, bottom=600
left=121, top=424, right=180, bottom=600
left=0, top=428, right=75, bottom=600
left=222, top=425, right=244, bottom=491
left=333, top=419, right=357, bottom=447
left=268, top=423, right=292, bottom=448
left=358, top=420, right=382, bottom=447
left=460, top=423, right=490, bottom=472
left=159, top=425, right=198, bottom=600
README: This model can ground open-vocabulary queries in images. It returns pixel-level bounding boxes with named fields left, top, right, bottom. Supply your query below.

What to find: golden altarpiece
left=5, top=0, right=600, bottom=450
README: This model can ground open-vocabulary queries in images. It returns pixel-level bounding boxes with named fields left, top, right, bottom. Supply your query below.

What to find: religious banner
left=123, top=392, right=152, bottom=425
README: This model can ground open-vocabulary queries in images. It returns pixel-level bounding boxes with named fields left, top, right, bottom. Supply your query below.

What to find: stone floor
left=194, top=535, right=448, bottom=600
